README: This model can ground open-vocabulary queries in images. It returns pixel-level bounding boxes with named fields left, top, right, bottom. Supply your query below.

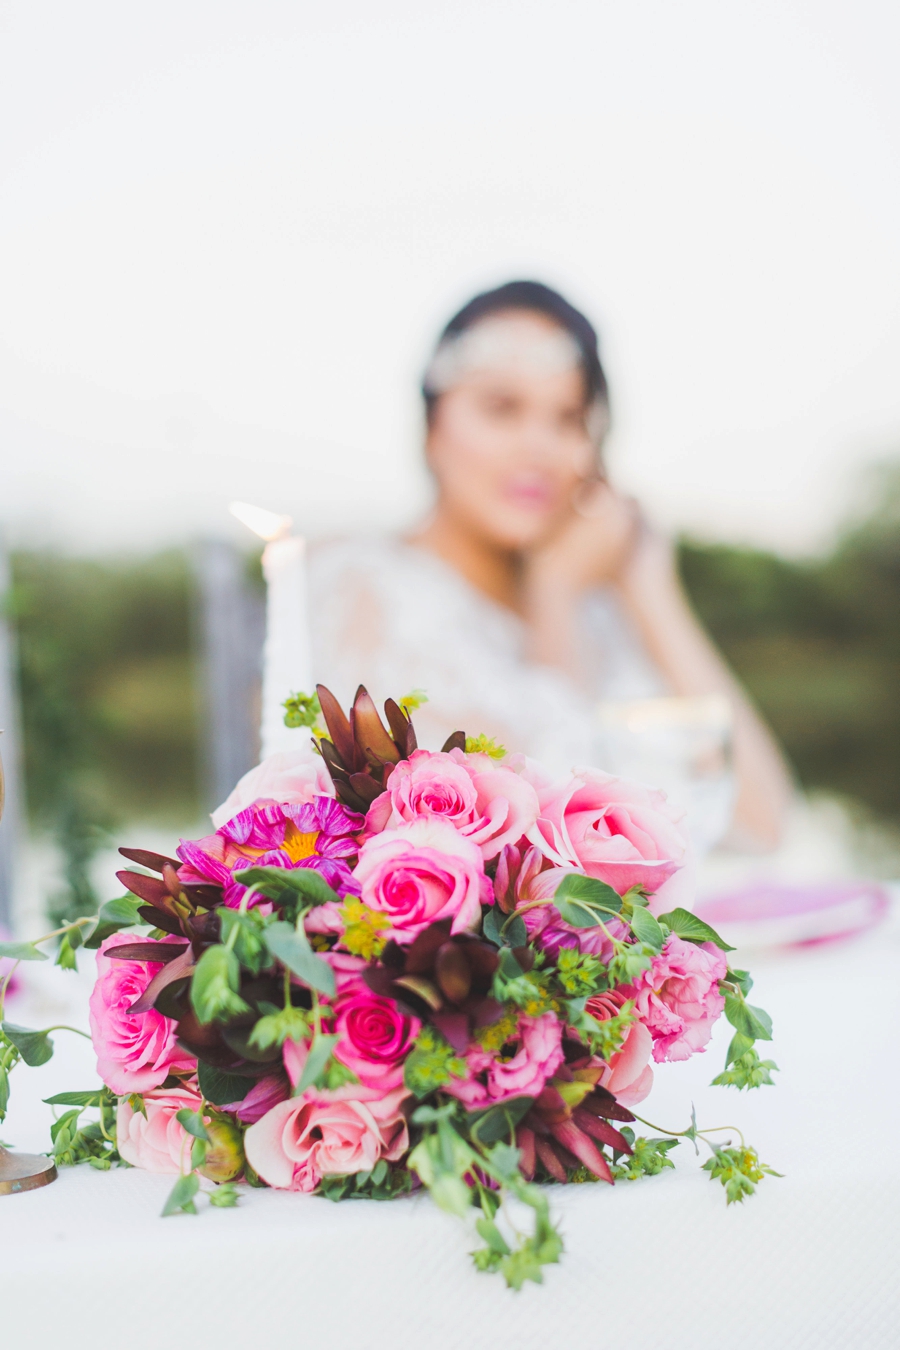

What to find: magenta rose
left=444, top=1012, right=565, bottom=1109
left=332, top=985, right=420, bottom=1091
left=116, top=1083, right=202, bottom=1173
left=366, top=748, right=539, bottom=860
left=525, top=765, right=691, bottom=911
left=243, top=1087, right=410, bottom=1192
left=624, top=934, right=727, bottom=1062
left=89, top=933, right=196, bottom=1094
left=353, top=818, right=490, bottom=942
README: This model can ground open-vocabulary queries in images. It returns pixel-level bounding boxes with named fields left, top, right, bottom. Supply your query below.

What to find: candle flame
left=229, top=501, right=293, bottom=541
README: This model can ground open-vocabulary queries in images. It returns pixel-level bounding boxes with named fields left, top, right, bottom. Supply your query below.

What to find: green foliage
left=657, top=907, right=734, bottom=951
left=249, top=1003, right=310, bottom=1051
left=2, top=1021, right=54, bottom=1066
left=712, top=1048, right=779, bottom=1090
left=282, top=690, right=322, bottom=730
left=399, top=688, right=429, bottom=716
left=262, top=921, right=336, bottom=997
left=465, top=733, right=506, bottom=759
left=607, top=943, right=653, bottom=986
left=628, top=905, right=665, bottom=952
left=83, top=895, right=144, bottom=949
left=47, top=1086, right=122, bottom=1168
left=10, top=549, right=200, bottom=924
left=723, top=994, right=773, bottom=1041
left=610, top=1131, right=680, bottom=1180
left=190, top=945, right=251, bottom=1024
left=679, top=468, right=900, bottom=825
left=553, top=874, right=623, bottom=925
left=240, top=866, right=339, bottom=914
left=208, top=1182, right=241, bottom=1208
left=701, top=1144, right=782, bottom=1204
left=161, top=1171, right=200, bottom=1217
left=319, top=1160, right=414, bottom=1202
left=404, top=1025, right=467, bottom=1098
left=197, top=1061, right=253, bottom=1106
left=218, top=907, right=271, bottom=977
left=0, top=939, right=47, bottom=962
left=554, top=947, right=604, bottom=998
left=482, top=906, right=527, bottom=948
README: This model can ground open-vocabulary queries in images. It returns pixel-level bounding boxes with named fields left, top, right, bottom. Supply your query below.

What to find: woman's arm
left=522, top=485, right=794, bottom=850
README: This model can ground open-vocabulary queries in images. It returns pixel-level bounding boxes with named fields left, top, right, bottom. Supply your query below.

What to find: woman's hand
left=524, top=481, right=641, bottom=596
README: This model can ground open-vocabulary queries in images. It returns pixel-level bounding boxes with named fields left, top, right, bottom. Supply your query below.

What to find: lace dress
left=307, top=536, right=665, bottom=778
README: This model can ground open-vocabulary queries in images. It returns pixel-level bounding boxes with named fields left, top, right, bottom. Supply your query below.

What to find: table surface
left=2, top=897, right=899, bottom=1350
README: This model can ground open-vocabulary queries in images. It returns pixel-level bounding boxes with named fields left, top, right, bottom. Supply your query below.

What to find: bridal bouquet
left=81, top=686, right=778, bottom=1288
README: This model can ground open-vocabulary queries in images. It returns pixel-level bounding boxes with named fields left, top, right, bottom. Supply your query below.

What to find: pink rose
left=211, top=748, right=333, bottom=828
left=366, top=749, right=539, bottom=860
left=599, top=1022, right=655, bottom=1106
left=353, top=818, right=489, bottom=942
left=332, top=985, right=420, bottom=1091
left=243, top=1087, right=410, bottom=1192
left=525, top=765, right=692, bottom=911
left=116, top=1084, right=202, bottom=1173
left=625, top=934, right=727, bottom=1062
left=89, top=933, right=195, bottom=1094
left=444, top=1012, right=565, bottom=1109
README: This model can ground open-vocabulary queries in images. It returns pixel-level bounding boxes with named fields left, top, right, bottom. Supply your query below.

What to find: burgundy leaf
left=347, top=772, right=385, bottom=805
left=162, top=863, right=184, bottom=899
left=138, top=905, right=184, bottom=936
left=118, top=847, right=182, bottom=874
left=116, top=870, right=177, bottom=914
left=573, top=1108, right=633, bottom=1154
left=435, top=942, right=472, bottom=1003
left=316, top=684, right=360, bottom=770
left=128, top=948, right=195, bottom=1015
left=516, top=1125, right=536, bottom=1180
left=534, top=1135, right=567, bottom=1183
left=431, top=1010, right=470, bottom=1054
left=351, top=687, right=402, bottom=767
left=468, top=996, right=505, bottom=1029
left=581, top=1088, right=636, bottom=1123
left=404, top=921, right=453, bottom=973
left=383, top=698, right=411, bottom=751
left=441, top=731, right=466, bottom=754
left=549, top=1120, right=613, bottom=1183
left=107, top=942, right=188, bottom=964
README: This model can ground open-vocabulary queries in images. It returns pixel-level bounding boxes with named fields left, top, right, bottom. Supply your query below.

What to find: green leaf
left=218, top=907, right=271, bottom=977
left=711, top=1048, right=779, bottom=1090
left=208, top=1181, right=240, bottom=1208
left=190, top=945, right=251, bottom=1024
left=161, top=1171, right=200, bottom=1217
left=728, top=967, right=754, bottom=996
left=723, top=1031, right=755, bottom=1067
left=724, top=996, right=773, bottom=1041
left=656, top=907, right=734, bottom=951
left=475, top=1216, right=511, bottom=1256
left=55, top=934, right=78, bottom=971
left=0, top=940, right=47, bottom=962
left=1, top=1021, right=54, bottom=1066
left=190, top=1137, right=208, bottom=1169
left=176, top=1108, right=211, bottom=1141
left=467, top=1097, right=533, bottom=1145
left=554, top=873, right=623, bottom=915
left=44, top=1089, right=105, bottom=1107
left=629, top=905, right=665, bottom=952
left=0, top=1066, right=9, bottom=1119
left=196, top=1061, right=253, bottom=1106
left=263, top=921, right=336, bottom=997
left=295, top=1032, right=341, bottom=1094
left=84, top=895, right=144, bottom=949
left=238, top=866, right=339, bottom=910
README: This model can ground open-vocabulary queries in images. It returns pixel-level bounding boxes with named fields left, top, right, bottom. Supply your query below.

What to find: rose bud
left=198, top=1116, right=246, bottom=1183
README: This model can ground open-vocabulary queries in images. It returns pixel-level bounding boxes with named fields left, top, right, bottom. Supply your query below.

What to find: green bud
left=198, top=1116, right=246, bottom=1183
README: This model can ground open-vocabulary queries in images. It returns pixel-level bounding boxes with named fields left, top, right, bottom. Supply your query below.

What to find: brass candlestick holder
left=0, top=737, right=58, bottom=1195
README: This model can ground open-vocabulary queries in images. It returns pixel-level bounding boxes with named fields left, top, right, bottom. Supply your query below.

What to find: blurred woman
left=309, top=280, right=792, bottom=849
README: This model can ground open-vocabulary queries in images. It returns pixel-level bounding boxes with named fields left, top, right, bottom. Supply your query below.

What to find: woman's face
left=425, top=311, right=597, bottom=551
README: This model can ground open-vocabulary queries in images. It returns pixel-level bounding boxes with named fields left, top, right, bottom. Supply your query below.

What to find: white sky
left=1, top=0, right=899, bottom=556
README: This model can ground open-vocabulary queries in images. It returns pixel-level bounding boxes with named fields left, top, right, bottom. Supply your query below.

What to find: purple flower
left=177, top=795, right=364, bottom=907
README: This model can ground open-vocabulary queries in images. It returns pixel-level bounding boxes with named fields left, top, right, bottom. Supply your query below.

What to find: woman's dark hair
left=422, top=279, right=608, bottom=423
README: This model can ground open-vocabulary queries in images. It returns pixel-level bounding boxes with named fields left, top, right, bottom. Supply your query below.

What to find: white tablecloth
left=2, top=898, right=899, bottom=1350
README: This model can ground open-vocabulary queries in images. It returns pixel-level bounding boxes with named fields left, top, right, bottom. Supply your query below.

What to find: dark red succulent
left=516, top=1055, right=636, bottom=1185
left=363, top=919, right=506, bottom=1052
left=315, top=683, right=465, bottom=813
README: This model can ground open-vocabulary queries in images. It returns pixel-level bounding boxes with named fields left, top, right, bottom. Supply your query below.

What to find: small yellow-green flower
left=465, top=733, right=507, bottom=760
left=340, top=899, right=393, bottom=960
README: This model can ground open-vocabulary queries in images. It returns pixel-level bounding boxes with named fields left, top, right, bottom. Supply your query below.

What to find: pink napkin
left=694, top=881, right=890, bottom=949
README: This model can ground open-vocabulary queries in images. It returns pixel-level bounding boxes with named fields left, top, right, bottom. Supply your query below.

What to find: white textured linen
left=2, top=896, right=898, bottom=1350
left=307, top=535, right=665, bottom=776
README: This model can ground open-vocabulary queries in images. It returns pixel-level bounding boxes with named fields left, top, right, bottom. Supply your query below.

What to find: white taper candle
left=260, top=534, right=313, bottom=759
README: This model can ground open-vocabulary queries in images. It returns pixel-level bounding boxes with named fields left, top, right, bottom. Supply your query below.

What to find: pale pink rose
left=525, top=765, right=692, bottom=912
left=353, top=818, right=490, bottom=942
left=366, top=749, right=539, bottom=860
left=625, top=934, right=727, bottom=1062
left=444, top=1012, right=565, bottom=1109
left=211, top=748, right=333, bottom=829
left=599, top=1022, right=655, bottom=1106
left=116, top=1084, right=202, bottom=1173
left=89, top=933, right=196, bottom=1094
left=243, top=1087, right=410, bottom=1191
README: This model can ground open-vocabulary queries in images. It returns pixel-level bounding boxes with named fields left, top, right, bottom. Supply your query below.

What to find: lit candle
left=229, top=501, right=313, bottom=759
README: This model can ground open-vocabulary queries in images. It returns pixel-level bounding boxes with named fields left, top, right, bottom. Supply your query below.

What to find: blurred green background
left=7, top=465, right=899, bottom=921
